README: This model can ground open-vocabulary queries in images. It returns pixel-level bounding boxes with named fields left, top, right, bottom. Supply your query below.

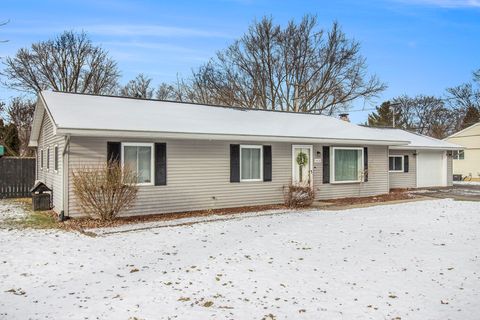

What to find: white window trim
left=53, top=144, right=59, bottom=173
left=331, top=147, right=364, bottom=184
left=389, top=155, right=404, bottom=172
left=240, top=145, right=263, bottom=182
left=453, top=150, right=465, bottom=160
left=121, top=142, right=155, bottom=186
left=40, top=149, right=44, bottom=170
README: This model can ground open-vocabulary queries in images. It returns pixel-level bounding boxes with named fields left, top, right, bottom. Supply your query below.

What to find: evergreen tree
left=367, top=101, right=406, bottom=128
left=0, top=118, right=21, bottom=156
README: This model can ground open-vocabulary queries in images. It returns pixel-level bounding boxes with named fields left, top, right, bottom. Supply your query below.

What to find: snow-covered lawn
left=1, top=199, right=480, bottom=320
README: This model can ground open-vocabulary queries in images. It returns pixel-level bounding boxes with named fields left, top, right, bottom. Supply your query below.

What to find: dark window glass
left=389, top=156, right=402, bottom=171
left=54, top=146, right=59, bottom=171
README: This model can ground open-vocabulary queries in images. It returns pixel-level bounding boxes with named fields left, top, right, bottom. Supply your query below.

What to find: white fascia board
left=56, top=128, right=410, bottom=146
left=28, top=98, right=45, bottom=147
left=28, top=93, right=59, bottom=147
left=390, top=145, right=463, bottom=151
left=445, top=122, right=480, bottom=139
left=40, top=92, right=58, bottom=137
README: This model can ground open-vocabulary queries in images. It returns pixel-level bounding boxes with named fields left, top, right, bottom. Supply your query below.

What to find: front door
left=292, top=145, right=313, bottom=186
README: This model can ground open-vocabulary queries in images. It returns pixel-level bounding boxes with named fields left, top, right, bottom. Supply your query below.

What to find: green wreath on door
left=296, top=151, right=308, bottom=182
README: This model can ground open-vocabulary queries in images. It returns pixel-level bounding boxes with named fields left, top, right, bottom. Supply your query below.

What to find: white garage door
left=417, top=151, right=447, bottom=188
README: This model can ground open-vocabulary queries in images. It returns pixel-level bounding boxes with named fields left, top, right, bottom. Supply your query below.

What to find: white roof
left=367, top=128, right=462, bottom=150
left=30, top=91, right=411, bottom=146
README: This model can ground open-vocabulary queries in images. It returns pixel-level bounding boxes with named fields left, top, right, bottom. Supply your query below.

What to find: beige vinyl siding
left=68, top=138, right=291, bottom=217
left=67, top=138, right=391, bottom=217
left=312, top=145, right=389, bottom=200
left=36, top=113, right=64, bottom=214
left=451, top=149, right=480, bottom=178
left=388, top=150, right=416, bottom=189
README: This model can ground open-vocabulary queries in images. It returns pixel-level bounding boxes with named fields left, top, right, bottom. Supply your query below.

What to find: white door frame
left=442, top=151, right=448, bottom=186
left=292, top=145, right=313, bottom=186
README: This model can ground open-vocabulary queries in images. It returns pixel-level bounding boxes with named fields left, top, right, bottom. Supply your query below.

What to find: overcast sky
left=1, top=0, right=479, bottom=123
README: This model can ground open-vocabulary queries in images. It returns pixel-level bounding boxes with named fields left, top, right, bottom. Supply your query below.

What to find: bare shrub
left=283, top=183, right=315, bottom=207
left=72, top=162, right=138, bottom=220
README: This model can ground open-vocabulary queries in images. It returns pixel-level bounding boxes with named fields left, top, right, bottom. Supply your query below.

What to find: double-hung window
left=122, top=143, right=154, bottom=185
left=332, top=147, right=363, bottom=183
left=389, top=155, right=404, bottom=172
left=240, top=145, right=263, bottom=181
left=452, top=150, right=464, bottom=160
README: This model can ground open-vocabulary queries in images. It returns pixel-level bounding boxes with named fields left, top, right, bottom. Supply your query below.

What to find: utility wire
left=344, top=93, right=479, bottom=113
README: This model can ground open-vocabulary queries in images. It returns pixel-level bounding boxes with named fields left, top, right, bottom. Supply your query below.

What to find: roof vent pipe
left=339, top=113, right=350, bottom=122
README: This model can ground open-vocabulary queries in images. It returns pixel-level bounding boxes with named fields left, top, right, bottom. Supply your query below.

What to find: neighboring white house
left=28, top=91, right=460, bottom=218
left=444, top=122, right=480, bottom=181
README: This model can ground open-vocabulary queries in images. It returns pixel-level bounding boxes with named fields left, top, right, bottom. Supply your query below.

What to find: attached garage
left=416, top=151, right=447, bottom=188
left=367, top=128, right=461, bottom=190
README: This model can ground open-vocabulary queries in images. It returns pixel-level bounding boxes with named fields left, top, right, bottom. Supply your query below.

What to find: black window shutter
left=107, top=142, right=121, bottom=164
left=363, top=147, right=369, bottom=182
left=404, top=155, right=409, bottom=173
left=155, top=143, right=167, bottom=186
left=263, top=145, right=272, bottom=182
left=230, top=144, right=240, bottom=183
left=322, top=146, right=330, bottom=184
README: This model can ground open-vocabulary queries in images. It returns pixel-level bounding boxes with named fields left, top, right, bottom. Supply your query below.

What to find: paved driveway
left=414, top=185, right=480, bottom=201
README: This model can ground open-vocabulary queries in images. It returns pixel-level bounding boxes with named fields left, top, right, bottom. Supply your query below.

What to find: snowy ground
left=0, top=200, right=28, bottom=225
left=454, top=181, right=480, bottom=186
left=414, top=186, right=480, bottom=201
left=1, top=199, right=480, bottom=320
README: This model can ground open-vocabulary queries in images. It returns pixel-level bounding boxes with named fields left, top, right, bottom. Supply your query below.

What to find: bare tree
left=155, top=77, right=197, bottom=102
left=368, top=95, right=457, bottom=139
left=2, top=31, right=120, bottom=94
left=156, top=82, right=176, bottom=100
left=447, top=83, right=480, bottom=111
left=446, top=68, right=480, bottom=130
left=120, top=74, right=154, bottom=99
left=186, top=16, right=385, bottom=114
left=474, top=69, right=480, bottom=82
left=4, top=98, right=35, bottom=156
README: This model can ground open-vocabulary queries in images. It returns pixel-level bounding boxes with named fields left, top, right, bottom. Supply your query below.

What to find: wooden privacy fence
left=0, top=157, right=36, bottom=198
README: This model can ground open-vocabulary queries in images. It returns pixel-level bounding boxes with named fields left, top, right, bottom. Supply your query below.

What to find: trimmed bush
left=283, top=183, right=315, bottom=207
left=72, top=162, right=138, bottom=220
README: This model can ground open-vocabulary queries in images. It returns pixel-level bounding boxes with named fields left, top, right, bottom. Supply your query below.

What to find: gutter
left=60, top=134, right=71, bottom=221
left=55, top=128, right=411, bottom=146
left=390, top=145, right=464, bottom=151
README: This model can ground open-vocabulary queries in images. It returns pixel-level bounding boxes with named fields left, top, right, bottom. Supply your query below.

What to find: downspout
left=60, top=135, right=71, bottom=221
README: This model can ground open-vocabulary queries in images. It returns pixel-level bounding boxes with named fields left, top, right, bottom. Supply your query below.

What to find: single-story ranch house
left=28, top=91, right=461, bottom=218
